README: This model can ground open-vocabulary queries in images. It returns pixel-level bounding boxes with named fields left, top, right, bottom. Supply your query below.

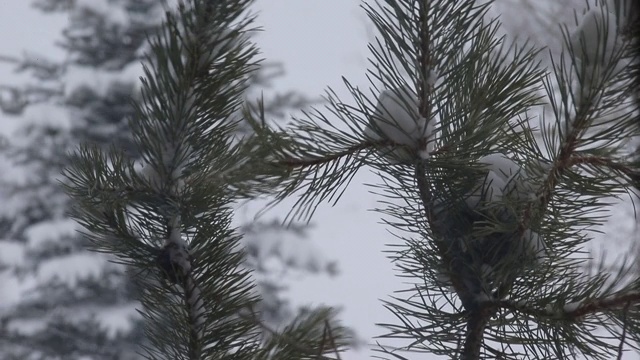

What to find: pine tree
left=61, top=0, right=351, bottom=358
left=242, top=0, right=640, bottom=358
left=0, top=0, right=338, bottom=359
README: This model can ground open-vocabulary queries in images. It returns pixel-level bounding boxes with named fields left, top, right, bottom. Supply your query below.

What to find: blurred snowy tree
left=0, top=0, right=338, bottom=359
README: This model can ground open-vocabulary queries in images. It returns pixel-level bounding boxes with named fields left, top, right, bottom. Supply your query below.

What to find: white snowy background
left=0, top=0, right=638, bottom=359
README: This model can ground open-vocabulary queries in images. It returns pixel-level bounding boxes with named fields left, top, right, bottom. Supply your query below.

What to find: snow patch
left=570, top=5, right=620, bottom=66
left=364, top=85, right=435, bottom=163
left=0, top=241, right=25, bottom=266
left=94, top=303, right=140, bottom=337
left=242, top=224, right=333, bottom=275
left=6, top=318, right=47, bottom=335
left=21, top=103, right=71, bottom=131
left=7, top=302, right=139, bottom=340
left=569, top=3, right=627, bottom=108
left=25, top=218, right=78, bottom=249
left=36, top=252, right=109, bottom=287
left=0, top=275, right=22, bottom=310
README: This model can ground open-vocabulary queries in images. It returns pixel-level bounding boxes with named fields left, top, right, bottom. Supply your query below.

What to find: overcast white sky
left=0, top=1, right=638, bottom=359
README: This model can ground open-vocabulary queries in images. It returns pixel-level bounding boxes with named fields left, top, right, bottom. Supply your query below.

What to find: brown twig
left=570, top=293, right=640, bottom=319
left=498, top=293, right=640, bottom=321
left=517, top=153, right=639, bottom=240
left=569, top=155, right=640, bottom=185
left=276, top=139, right=448, bottom=169
left=278, top=141, right=379, bottom=168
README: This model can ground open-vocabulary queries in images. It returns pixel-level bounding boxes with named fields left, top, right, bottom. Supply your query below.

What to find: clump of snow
left=432, top=153, right=549, bottom=302
left=364, top=85, right=435, bottom=163
left=569, top=5, right=620, bottom=68
left=22, top=103, right=72, bottom=130
left=7, top=302, right=141, bottom=340
left=519, top=159, right=552, bottom=201
left=464, top=153, right=518, bottom=208
left=545, top=303, right=554, bottom=314
left=6, top=318, right=48, bottom=335
left=569, top=2, right=627, bottom=108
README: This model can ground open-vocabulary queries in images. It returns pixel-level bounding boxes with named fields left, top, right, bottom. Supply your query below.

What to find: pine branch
left=369, top=0, right=544, bottom=357
left=530, top=105, right=588, bottom=224
left=569, top=154, right=640, bottom=185
left=278, top=140, right=387, bottom=167
left=519, top=9, right=639, bottom=251
left=222, top=0, right=639, bottom=358
left=324, top=319, right=343, bottom=360
left=240, top=306, right=347, bottom=360
left=568, top=293, right=639, bottom=319
left=275, top=140, right=451, bottom=170
left=497, top=292, right=640, bottom=320
left=63, top=0, right=269, bottom=358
